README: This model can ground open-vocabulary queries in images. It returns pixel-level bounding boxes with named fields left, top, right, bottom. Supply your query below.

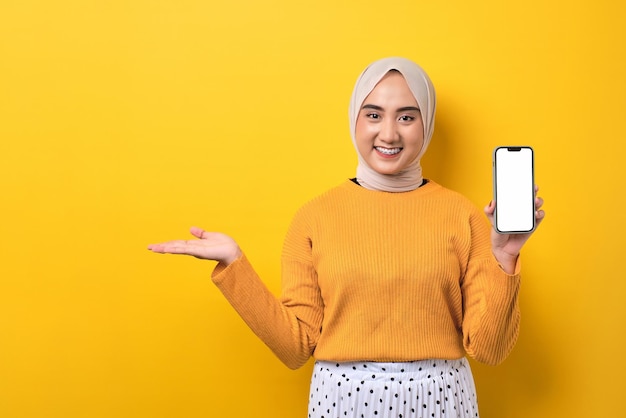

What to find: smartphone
left=492, top=146, right=535, bottom=234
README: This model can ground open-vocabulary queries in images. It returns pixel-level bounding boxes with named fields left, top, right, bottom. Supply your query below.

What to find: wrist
left=223, top=246, right=243, bottom=266
left=493, top=250, right=519, bottom=274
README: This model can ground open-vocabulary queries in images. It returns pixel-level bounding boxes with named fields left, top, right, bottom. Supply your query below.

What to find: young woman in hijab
left=148, top=57, right=545, bottom=418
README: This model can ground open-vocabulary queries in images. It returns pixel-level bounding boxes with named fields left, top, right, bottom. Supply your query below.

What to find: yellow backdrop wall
left=1, top=1, right=624, bottom=417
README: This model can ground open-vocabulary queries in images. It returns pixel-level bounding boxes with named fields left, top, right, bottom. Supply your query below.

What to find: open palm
left=148, top=226, right=242, bottom=265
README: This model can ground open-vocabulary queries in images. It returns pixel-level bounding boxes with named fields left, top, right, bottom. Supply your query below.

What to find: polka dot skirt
left=308, top=358, right=478, bottom=418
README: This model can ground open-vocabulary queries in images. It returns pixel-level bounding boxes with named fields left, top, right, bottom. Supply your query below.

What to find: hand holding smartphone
left=492, top=146, right=535, bottom=234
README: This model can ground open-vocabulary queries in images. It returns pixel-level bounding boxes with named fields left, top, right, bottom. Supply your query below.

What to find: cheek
left=405, top=124, right=425, bottom=147
left=354, top=120, right=372, bottom=150
left=398, top=127, right=425, bottom=161
left=354, top=117, right=366, bottom=137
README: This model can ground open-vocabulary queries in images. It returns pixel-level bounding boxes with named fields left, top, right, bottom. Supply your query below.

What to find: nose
left=378, top=118, right=399, bottom=143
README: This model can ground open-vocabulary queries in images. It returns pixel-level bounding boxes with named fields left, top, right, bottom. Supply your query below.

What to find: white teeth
left=375, top=147, right=401, bottom=155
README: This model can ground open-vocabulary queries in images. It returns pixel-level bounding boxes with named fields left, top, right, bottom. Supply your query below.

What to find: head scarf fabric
left=349, top=57, right=436, bottom=192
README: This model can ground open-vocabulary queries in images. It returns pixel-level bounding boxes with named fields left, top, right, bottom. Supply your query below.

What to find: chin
left=372, top=166, right=402, bottom=176
left=367, top=156, right=406, bottom=176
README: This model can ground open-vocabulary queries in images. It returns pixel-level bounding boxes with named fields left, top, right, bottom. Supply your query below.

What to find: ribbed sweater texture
left=212, top=180, right=521, bottom=369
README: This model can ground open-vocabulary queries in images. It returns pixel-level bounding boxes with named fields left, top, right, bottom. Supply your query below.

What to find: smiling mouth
left=375, top=146, right=402, bottom=156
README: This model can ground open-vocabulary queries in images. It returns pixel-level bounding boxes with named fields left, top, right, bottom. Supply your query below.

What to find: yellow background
left=1, top=0, right=624, bottom=417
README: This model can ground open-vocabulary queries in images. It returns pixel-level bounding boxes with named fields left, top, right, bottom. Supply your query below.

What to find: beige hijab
left=349, top=57, right=436, bottom=192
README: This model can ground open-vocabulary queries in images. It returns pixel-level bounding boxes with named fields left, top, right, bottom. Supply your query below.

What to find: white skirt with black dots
left=308, top=358, right=478, bottom=418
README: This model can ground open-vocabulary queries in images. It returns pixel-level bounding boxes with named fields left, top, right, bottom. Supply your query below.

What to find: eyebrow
left=361, top=104, right=421, bottom=112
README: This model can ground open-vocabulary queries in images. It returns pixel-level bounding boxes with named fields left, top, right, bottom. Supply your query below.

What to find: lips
left=375, top=146, right=402, bottom=156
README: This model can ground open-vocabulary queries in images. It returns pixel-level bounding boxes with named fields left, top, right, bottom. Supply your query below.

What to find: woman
left=148, top=57, right=545, bottom=417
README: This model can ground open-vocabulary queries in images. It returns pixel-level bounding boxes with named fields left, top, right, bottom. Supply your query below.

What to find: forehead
left=362, top=71, right=418, bottom=105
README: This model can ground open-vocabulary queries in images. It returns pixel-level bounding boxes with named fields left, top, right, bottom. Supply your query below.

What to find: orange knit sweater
left=212, top=180, right=521, bottom=369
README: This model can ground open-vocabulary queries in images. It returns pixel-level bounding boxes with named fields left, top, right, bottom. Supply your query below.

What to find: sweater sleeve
left=210, top=207, right=323, bottom=370
left=460, top=208, right=521, bottom=366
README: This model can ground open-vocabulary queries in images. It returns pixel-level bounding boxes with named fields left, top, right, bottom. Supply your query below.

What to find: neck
left=356, top=162, right=424, bottom=192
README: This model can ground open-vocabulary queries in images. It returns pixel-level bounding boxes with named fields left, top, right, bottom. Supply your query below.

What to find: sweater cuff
left=493, top=254, right=522, bottom=277
left=211, top=253, right=248, bottom=284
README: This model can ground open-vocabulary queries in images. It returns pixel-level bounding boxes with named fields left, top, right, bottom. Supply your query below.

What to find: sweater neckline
left=343, top=178, right=441, bottom=197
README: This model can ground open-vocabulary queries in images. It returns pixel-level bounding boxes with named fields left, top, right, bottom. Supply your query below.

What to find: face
left=355, top=71, right=424, bottom=176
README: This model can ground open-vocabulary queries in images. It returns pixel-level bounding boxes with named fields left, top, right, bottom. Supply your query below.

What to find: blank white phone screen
left=494, top=147, right=535, bottom=233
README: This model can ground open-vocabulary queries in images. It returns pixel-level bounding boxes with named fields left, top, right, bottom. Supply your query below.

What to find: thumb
left=484, top=200, right=495, bottom=217
left=484, top=201, right=496, bottom=229
left=189, top=226, right=206, bottom=239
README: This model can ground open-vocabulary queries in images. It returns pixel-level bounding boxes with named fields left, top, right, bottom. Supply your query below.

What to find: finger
left=536, top=209, right=546, bottom=220
left=534, top=209, right=545, bottom=228
left=190, top=227, right=221, bottom=241
left=190, top=226, right=205, bottom=239
left=148, top=244, right=166, bottom=253
left=484, top=200, right=495, bottom=216
left=148, top=240, right=195, bottom=254
left=147, top=242, right=176, bottom=252
left=535, top=196, right=544, bottom=209
left=197, top=230, right=225, bottom=241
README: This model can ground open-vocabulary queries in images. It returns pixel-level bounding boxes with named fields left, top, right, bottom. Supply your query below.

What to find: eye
left=399, top=115, right=415, bottom=122
left=366, top=113, right=381, bottom=120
